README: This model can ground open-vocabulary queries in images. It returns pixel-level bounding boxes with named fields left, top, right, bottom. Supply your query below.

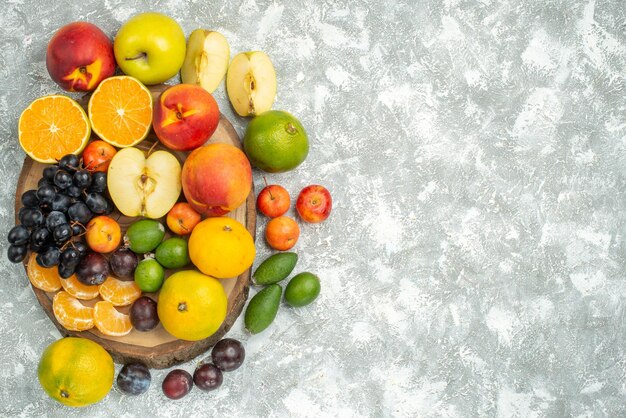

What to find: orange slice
left=93, top=301, right=132, bottom=336
left=88, top=76, right=153, bottom=147
left=52, top=291, right=94, bottom=331
left=99, top=277, right=142, bottom=307
left=18, top=95, right=90, bottom=163
left=27, top=253, right=62, bottom=292
left=60, top=274, right=100, bottom=300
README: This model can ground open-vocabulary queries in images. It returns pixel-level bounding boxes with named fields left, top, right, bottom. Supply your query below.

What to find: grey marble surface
left=1, top=0, right=626, bottom=416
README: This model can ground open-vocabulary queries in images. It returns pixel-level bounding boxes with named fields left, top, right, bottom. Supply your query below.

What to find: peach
left=46, top=22, right=116, bottom=92
left=182, top=143, right=252, bottom=217
left=153, top=84, right=220, bottom=151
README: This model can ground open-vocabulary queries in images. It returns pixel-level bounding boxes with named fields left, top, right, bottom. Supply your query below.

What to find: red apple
left=153, top=84, right=220, bottom=151
left=182, top=143, right=252, bottom=217
left=46, top=22, right=116, bottom=92
left=167, top=202, right=201, bottom=235
left=257, top=185, right=290, bottom=218
left=296, top=185, right=332, bottom=223
left=82, top=140, right=117, bottom=172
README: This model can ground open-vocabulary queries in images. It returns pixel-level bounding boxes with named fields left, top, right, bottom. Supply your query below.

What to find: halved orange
left=88, top=76, right=153, bottom=147
left=27, top=253, right=62, bottom=292
left=61, top=274, right=101, bottom=300
left=52, top=291, right=94, bottom=331
left=18, top=95, right=90, bottom=163
left=93, top=301, right=132, bottom=336
left=99, top=277, right=142, bottom=307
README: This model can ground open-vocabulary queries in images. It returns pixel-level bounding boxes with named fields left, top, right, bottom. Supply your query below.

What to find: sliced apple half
left=226, top=51, right=276, bottom=117
left=107, top=147, right=181, bottom=219
left=181, top=30, right=230, bottom=93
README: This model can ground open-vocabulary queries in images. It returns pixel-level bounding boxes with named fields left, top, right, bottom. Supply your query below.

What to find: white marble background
left=1, top=0, right=626, bottom=416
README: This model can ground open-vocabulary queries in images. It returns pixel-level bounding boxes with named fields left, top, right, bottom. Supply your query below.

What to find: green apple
left=114, top=12, right=186, bottom=85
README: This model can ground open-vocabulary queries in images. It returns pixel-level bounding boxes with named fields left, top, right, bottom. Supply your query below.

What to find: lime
left=284, top=272, right=320, bottom=307
left=134, top=258, right=165, bottom=292
left=155, top=237, right=190, bottom=269
left=243, top=110, right=309, bottom=173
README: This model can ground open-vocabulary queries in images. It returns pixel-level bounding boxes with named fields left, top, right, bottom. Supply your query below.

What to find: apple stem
left=263, top=176, right=274, bottom=200
left=146, top=140, right=159, bottom=157
left=125, top=52, right=147, bottom=61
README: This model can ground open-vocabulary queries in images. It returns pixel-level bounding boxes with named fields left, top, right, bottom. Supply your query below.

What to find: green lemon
left=155, top=237, right=190, bottom=269
left=134, top=258, right=165, bottom=292
left=243, top=110, right=309, bottom=173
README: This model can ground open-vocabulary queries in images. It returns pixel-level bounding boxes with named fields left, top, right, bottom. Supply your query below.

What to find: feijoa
left=284, top=272, right=320, bottom=307
left=252, top=252, right=297, bottom=285
left=125, top=220, right=165, bottom=254
left=155, top=237, right=189, bottom=269
left=244, top=284, right=282, bottom=334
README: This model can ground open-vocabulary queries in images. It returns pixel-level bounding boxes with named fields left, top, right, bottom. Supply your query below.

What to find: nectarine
left=153, top=84, right=220, bottom=151
left=46, top=22, right=116, bottom=92
left=182, top=143, right=252, bottom=217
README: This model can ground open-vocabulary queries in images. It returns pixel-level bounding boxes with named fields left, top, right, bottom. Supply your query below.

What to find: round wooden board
left=14, top=86, right=256, bottom=369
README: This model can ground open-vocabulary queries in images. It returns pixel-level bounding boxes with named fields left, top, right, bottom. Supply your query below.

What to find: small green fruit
left=125, top=219, right=165, bottom=254
left=155, top=237, right=190, bottom=269
left=284, top=272, right=320, bottom=307
left=244, top=284, right=282, bottom=334
left=134, top=258, right=165, bottom=292
left=252, top=252, right=298, bottom=285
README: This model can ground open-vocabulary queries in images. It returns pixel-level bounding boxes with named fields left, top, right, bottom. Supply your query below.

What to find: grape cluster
left=7, top=154, right=114, bottom=278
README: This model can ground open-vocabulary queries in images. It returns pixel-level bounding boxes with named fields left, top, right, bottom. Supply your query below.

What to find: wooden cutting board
left=14, top=85, right=256, bottom=369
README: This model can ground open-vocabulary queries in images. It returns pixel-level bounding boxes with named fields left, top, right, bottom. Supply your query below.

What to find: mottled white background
left=1, top=0, right=626, bottom=416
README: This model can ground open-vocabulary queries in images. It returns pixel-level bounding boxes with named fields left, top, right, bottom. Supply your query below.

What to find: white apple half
left=226, top=51, right=276, bottom=117
left=107, top=147, right=182, bottom=219
left=180, top=30, right=230, bottom=93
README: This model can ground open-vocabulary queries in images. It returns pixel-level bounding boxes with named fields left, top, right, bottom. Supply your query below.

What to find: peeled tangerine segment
left=27, top=253, right=62, bottom=292
left=61, top=274, right=101, bottom=300
left=99, top=277, right=142, bottom=307
left=52, top=291, right=94, bottom=332
left=94, top=301, right=132, bottom=337
left=107, top=147, right=181, bottom=219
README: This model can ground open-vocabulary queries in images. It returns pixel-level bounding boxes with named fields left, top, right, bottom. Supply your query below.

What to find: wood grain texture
left=15, top=85, right=256, bottom=369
